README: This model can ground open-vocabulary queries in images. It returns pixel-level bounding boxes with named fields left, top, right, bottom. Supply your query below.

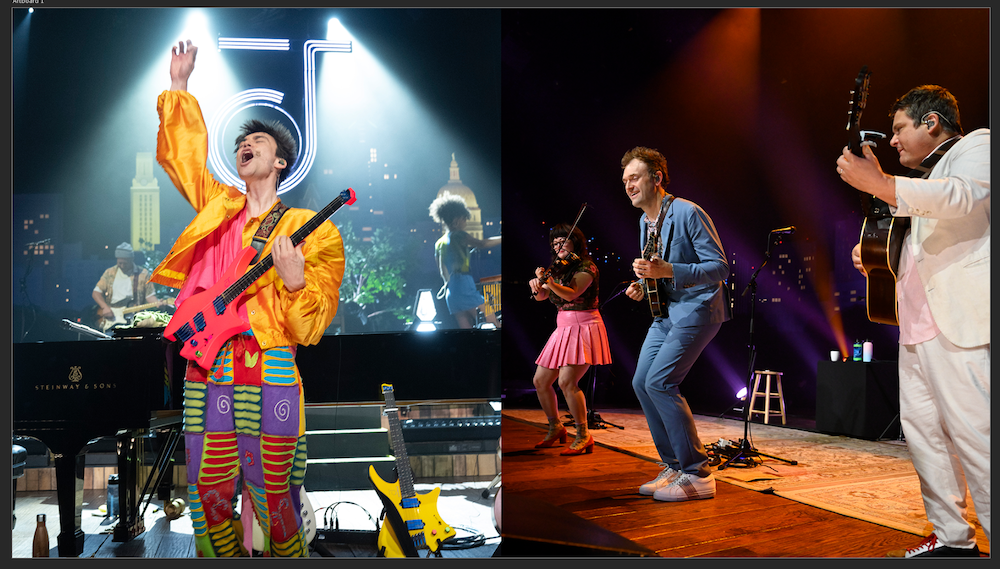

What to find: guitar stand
left=718, top=232, right=797, bottom=471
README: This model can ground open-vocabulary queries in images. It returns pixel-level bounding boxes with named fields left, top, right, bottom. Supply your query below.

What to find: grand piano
left=13, top=328, right=186, bottom=557
left=14, top=326, right=500, bottom=557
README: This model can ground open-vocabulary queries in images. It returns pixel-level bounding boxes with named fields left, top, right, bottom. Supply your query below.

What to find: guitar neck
left=121, top=302, right=159, bottom=315
left=381, top=385, right=416, bottom=499
left=219, top=189, right=355, bottom=306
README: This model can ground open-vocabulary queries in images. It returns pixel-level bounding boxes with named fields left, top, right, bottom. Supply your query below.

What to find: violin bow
left=532, top=203, right=588, bottom=297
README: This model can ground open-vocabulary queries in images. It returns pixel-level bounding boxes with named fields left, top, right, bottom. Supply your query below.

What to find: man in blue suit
left=622, top=146, right=732, bottom=502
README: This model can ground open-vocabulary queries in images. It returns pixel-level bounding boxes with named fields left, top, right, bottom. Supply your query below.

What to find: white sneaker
left=652, top=473, right=716, bottom=502
left=639, top=463, right=680, bottom=495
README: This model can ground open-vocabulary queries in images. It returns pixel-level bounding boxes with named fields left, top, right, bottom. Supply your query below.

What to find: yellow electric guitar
left=369, top=383, right=455, bottom=557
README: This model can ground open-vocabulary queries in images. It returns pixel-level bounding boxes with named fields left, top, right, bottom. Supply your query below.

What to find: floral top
left=548, top=259, right=600, bottom=311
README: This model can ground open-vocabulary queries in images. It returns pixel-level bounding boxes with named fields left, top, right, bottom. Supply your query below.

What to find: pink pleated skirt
left=535, top=309, right=612, bottom=369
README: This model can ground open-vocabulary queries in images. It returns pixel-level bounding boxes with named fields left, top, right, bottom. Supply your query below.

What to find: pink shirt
left=896, top=236, right=940, bottom=345
left=175, top=207, right=250, bottom=322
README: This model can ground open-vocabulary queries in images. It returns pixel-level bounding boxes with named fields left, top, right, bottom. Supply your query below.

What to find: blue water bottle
left=852, top=340, right=862, bottom=362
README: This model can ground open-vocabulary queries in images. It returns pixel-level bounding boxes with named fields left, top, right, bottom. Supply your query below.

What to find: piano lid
left=13, top=338, right=184, bottom=454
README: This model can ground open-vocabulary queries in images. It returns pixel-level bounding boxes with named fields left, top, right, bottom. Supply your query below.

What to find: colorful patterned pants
left=183, top=331, right=309, bottom=557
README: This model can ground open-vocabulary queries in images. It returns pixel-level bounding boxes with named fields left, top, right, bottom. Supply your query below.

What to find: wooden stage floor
left=499, top=416, right=984, bottom=558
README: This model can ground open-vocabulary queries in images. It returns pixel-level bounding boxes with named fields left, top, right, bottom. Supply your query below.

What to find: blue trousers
left=632, top=318, right=722, bottom=478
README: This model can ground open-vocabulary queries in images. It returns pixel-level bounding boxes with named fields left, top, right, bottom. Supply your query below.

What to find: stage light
left=736, top=387, right=747, bottom=400
left=179, top=9, right=211, bottom=46
left=413, top=289, right=437, bottom=332
left=327, top=18, right=352, bottom=43
left=28, top=8, right=33, bottom=13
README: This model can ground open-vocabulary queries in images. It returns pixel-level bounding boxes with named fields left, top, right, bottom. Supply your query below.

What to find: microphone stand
left=18, top=242, right=41, bottom=342
left=576, top=281, right=633, bottom=431
left=718, top=231, right=797, bottom=470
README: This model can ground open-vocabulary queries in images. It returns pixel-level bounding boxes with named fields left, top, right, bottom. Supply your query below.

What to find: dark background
left=498, top=8, right=990, bottom=421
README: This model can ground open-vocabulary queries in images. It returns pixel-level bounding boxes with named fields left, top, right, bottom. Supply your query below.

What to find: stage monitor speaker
left=815, top=360, right=899, bottom=440
left=500, top=494, right=654, bottom=557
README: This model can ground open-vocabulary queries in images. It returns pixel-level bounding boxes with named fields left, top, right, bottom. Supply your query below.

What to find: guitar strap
left=644, top=194, right=674, bottom=255
left=132, top=271, right=141, bottom=306
left=907, top=135, right=961, bottom=179
left=870, top=135, right=962, bottom=215
left=250, top=200, right=291, bottom=265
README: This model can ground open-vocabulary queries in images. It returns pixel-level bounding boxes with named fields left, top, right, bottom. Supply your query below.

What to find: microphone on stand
left=769, top=226, right=796, bottom=235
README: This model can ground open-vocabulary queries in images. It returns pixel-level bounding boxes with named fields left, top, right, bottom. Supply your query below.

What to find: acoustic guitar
left=164, top=188, right=355, bottom=369
left=846, top=66, right=904, bottom=326
left=368, top=383, right=455, bottom=557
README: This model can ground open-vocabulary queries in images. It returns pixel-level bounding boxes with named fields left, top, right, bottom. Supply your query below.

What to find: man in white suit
left=838, top=85, right=989, bottom=558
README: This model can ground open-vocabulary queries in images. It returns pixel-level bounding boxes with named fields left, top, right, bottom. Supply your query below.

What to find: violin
left=531, top=203, right=587, bottom=298
left=536, top=251, right=581, bottom=288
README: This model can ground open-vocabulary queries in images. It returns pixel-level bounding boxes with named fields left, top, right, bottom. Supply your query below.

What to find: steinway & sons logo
left=33, top=365, right=118, bottom=391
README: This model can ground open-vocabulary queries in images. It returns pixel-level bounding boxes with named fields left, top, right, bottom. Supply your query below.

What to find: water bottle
left=107, top=474, right=120, bottom=519
left=852, top=340, right=862, bottom=361
left=32, top=514, right=49, bottom=557
left=862, top=340, right=873, bottom=362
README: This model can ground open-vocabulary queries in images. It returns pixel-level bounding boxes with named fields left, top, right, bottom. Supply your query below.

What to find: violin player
left=528, top=223, right=612, bottom=456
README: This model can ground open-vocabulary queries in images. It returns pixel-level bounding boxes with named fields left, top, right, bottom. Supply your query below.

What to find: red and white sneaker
left=887, top=533, right=981, bottom=558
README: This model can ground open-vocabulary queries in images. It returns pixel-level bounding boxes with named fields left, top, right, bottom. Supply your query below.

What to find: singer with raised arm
left=149, top=40, right=345, bottom=557
left=837, top=85, right=989, bottom=558
left=620, top=146, right=731, bottom=502
left=528, top=222, right=611, bottom=456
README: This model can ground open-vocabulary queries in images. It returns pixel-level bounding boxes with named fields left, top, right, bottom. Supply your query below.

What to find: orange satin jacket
left=151, top=90, right=345, bottom=351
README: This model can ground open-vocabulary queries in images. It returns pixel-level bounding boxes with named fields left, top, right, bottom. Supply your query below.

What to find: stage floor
left=500, top=408, right=988, bottom=558
left=13, top=481, right=499, bottom=558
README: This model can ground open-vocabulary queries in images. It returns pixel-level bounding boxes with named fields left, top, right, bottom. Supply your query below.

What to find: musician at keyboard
left=149, top=40, right=345, bottom=557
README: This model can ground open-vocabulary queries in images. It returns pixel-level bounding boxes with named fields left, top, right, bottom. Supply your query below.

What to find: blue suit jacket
left=639, top=195, right=732, bottom=327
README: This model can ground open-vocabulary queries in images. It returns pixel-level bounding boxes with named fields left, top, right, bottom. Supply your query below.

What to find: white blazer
left=892, top=128, right=990, bottom=348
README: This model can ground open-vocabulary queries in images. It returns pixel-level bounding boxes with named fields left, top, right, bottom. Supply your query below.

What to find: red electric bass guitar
left=164, top=188, right=356, bottom=369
